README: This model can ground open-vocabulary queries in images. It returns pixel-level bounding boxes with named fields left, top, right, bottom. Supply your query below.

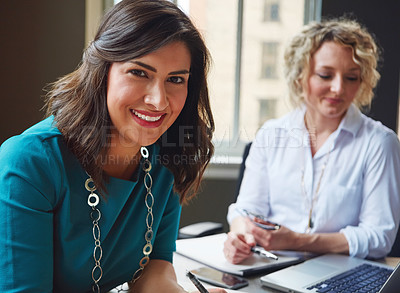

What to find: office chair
left=388, top=225, right=400, bottom=257
left=234, top=142, right=252, bottom=202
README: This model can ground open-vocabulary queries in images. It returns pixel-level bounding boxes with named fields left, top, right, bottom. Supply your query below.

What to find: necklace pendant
left=306, top=216, right=313, bottom=234
left=308, top=218, right=313, bottom=229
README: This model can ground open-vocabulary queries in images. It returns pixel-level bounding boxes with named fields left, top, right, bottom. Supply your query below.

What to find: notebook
left=260, top=253, right=400, bottom=293
left=175, top=233, right=306, bottom=276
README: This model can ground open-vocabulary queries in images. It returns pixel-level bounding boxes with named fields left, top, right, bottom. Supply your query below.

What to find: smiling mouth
left=324, top=97, right=342, bottom=103
left=132, top=110, right=163, bottom=122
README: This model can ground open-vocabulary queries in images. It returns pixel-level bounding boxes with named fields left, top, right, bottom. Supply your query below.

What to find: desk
left=173, top=252, right=400, bottom=293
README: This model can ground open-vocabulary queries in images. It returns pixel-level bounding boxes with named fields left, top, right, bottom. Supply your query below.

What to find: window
left=261, top=42, right=279, bottom=79
left=259, top=98, right=277, bottom=127
left=263, top=0, right=280, bottom=22
left=235, top=0, right=307, bottom=157
left=173, top=0, right=309, bottom=162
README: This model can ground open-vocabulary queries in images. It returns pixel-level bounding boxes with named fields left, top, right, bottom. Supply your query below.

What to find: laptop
left=260, top=254, right=400, bottom=293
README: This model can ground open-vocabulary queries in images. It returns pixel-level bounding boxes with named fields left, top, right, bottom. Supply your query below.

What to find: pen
left=251, top=246, right=279, bottom=260
left=186, top=270, right=209, bottom=293
left=253, top=220, right=281, bottom=230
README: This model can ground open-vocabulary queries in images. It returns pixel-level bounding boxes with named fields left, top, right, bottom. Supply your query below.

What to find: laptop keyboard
left=307, top=263, right=393, bottom=293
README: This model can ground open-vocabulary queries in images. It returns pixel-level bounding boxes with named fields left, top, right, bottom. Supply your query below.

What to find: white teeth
left=132, top=110, right=162, bottom=122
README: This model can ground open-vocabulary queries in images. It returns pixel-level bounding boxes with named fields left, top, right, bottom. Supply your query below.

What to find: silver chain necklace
left=85, top=146, right=154, bottom=293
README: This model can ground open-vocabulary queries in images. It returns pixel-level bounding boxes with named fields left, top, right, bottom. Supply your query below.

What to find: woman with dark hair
left=224, top=18, right=400, bottom=264
left=0, top=0, right=225, bottom=292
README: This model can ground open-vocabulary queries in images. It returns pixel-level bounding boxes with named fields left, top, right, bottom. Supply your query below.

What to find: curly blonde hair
left=284, top=18, right=380, bottom=108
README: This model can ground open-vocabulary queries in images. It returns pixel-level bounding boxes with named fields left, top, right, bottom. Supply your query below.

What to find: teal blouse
left=0, top=117, right=181, bottom=292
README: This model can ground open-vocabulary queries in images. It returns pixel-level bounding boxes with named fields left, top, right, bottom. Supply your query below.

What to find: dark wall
left=0, top=1, right=85, bottom=144
left=321, top=0, right=400, bottom=132
left=180, top=178, right=238, bottom=232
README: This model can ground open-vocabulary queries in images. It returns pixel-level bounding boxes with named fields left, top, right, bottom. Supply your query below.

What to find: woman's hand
left=246, top=219, right=298, bottom=251
left=246, top=218, right=349, bottom=255
left=223, top=230, right=256, bottom=264
left=225, top=217, right=300, bottom=264
left=227, top=215, right=350, bottom=259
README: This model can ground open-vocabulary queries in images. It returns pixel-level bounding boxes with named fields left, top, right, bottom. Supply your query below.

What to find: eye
left=129, top=69, right=147, bottom=78
left=317, top=73, right=331, bottom=80
left=346, top=76, right=360, bottom=82
left=168, top=76, right=185, bottom=84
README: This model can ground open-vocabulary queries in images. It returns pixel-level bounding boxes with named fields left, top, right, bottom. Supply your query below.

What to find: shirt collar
left=337, top=103, right=363, bottom=137
left=295, top=104, right=363, bottom=158
left=296, top=103, right=362, bottom=137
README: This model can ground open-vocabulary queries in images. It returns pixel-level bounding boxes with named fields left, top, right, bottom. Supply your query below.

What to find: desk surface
left=173, top=252, right=400, bottom=293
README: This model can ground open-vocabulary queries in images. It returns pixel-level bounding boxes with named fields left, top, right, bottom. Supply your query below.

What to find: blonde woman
left=225, top=18, right=400, bottom=264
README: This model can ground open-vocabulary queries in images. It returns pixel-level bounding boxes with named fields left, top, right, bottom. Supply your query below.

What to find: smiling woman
left=105, top=41, right=191, bottom=180
left=0, top=1, right=225, bottom=293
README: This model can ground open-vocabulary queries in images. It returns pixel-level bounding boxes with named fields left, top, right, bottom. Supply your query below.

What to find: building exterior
left=186, top=0, right=305, bottom=156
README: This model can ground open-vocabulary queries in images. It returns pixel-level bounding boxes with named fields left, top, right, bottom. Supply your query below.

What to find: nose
left=330, top=76, right=345, bottom=95
left=144, top=80, right=169, bottom=111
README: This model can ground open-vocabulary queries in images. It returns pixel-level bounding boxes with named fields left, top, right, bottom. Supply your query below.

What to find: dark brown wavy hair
left=44, top=0, right=214, bottom=203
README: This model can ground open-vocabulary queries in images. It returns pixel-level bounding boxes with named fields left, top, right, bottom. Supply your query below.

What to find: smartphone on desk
left=190, top=266, right=249, bottom=290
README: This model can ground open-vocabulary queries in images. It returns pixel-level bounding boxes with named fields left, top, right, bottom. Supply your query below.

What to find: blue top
left=0, top=117, right=181, bottom=292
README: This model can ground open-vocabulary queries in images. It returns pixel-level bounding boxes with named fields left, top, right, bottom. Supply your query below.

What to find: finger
left=224, top=239, right=252, bottom=264
left=225, top=247, right=250, bottom=264
left=243, top=233, right=256, bottom=246
left=245, top=219, right=266, bottom=237
left=226, top=232, right=249, bottom=251
left=208, top=289, right=228, bottom=293
left=252, top=228, right=271, bottom=246
left=230, top=251, right=251, bottom=264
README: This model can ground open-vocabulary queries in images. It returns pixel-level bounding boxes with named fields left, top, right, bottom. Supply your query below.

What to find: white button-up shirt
left=227, top=104, right=400, bottom=258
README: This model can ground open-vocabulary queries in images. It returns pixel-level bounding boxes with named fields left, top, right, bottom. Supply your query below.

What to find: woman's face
left=107, top=41, right=191, bottom=150
left=304, top=41, right=361, bottom=123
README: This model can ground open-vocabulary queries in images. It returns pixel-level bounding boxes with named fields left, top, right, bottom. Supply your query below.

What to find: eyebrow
left=317, top=65, right=361, bottom=72
left=130, top=61, right=190, bottom=75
